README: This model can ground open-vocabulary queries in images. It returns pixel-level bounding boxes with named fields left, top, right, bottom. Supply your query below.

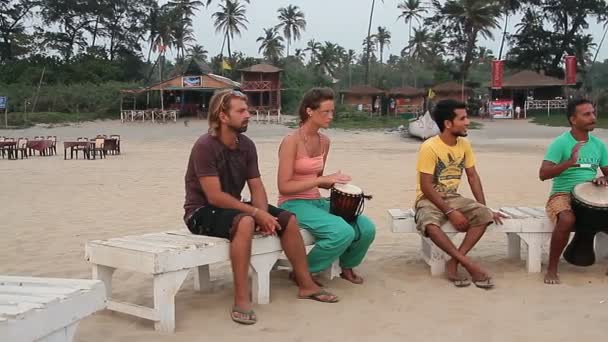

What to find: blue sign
left=0, top=96, right=6, bottom=109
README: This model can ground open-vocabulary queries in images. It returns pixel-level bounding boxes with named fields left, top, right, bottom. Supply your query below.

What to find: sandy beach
left=2, top=117, right=607, bottom=342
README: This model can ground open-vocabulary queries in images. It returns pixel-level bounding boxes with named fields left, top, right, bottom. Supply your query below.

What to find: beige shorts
left=415, top=193, right=494, bottom=236
left=545, top=193, right=572, bottom=224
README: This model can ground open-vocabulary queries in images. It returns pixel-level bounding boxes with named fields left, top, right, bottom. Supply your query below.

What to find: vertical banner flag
left=491, top=60, right=504, bottom=89
left=565, top=55, right=577, bottom=85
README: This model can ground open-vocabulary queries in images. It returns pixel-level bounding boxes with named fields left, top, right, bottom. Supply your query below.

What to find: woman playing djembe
left=276, top=88, right=376, bottom=284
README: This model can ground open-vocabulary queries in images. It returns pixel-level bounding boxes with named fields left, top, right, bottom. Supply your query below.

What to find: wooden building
left=339, top=85, right=384, bottom=113
left=387, top=87, right=425, bottom=115
left=238, top=63, right=282, bottom=112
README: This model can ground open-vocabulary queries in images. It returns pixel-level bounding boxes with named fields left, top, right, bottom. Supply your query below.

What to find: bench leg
left=595, top=232, right=608, bottom=261
left=38, top=322, right=79, bottom=342
left=92, top=265, right=115, bottom=299
left=421, top=235, right=453, bottom=276
left=320, top=260, right=341, bottom=281
left=250, top=251, right=281, bottom=305
left=519, top=233, right=547, bottom=273
left=507, top=233, right=521, bottom=260
left=193, top=265, right=211, bottom=292
left=153, top=269, right=189, bottom=333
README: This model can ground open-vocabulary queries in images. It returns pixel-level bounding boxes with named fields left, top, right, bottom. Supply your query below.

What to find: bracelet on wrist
left=444, top=208, right=456, bottom=215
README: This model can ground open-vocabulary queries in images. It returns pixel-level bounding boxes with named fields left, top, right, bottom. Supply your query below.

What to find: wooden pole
left=31, top=67, right=46, bottom=113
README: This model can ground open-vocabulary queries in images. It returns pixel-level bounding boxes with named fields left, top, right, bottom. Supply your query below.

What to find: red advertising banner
left=491, top=60, right=504, bottom=89
left=565, top=55, right=577, bottom=85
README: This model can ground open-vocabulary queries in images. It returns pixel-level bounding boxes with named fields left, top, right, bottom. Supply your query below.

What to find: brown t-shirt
left=183, top=133, right=260, bottom=221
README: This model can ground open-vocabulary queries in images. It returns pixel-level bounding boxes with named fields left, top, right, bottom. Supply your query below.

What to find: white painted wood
left=0, top=276, right=106, bottom=342
left=153, top=270, right=189, bottom=333
left=388, top=206, right=552, bottom=274
left=595, top=232, right=608, bottom=261
left=36, top=322, right=78, bottom=342
left=507, top=233, right=522, bottom=260
left=92, top=265, right=115, bottom=299
left=250, top=252, right=281, bottom=305
left=193, top=265, right=211, bottom=292
left=320, top=261, right=341, bottom=281
left=107, top=301, right=159, bottom=321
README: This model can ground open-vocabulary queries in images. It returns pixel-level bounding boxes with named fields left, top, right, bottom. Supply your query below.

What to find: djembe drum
left=329, top=183, right=372, bottom=223
left=563, top=182, right=608, bottom=266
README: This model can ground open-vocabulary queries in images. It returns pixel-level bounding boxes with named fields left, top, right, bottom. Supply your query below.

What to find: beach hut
left=339, top=85, right=385, bottom=113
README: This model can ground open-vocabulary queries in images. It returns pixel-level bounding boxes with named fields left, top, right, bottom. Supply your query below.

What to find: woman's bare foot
left=340, top=268, right=364, bottom=284
left=289, top=271, right=324, bottom=287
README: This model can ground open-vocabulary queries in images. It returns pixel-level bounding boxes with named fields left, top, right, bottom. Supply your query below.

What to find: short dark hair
left=432, top=99, right=467, bottom=132
left=567, top=98, right=593, bottom=124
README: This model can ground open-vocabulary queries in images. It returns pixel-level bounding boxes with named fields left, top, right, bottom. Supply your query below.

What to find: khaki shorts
left=545, top=193, right=572, bottom=224
left=415, top=193, right=494, bottom=236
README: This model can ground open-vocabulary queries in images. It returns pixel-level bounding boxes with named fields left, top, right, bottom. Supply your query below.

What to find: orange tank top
left=277, top=133, right=326, bottom=206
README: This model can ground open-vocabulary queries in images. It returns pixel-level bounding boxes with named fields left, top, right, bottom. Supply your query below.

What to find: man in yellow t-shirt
left=414, top=99, right=505, bottom=289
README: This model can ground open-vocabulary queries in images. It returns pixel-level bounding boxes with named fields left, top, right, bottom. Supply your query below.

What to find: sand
left=1, top=117, right=607, bottom=342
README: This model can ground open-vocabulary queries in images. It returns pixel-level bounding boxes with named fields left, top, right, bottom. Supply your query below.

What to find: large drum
left=329, top=183, right=372, bottom=223
left=563, top=182, right=608, bottom=266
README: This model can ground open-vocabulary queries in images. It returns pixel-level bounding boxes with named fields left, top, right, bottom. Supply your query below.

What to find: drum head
left=572, top=182, right=608, bottom=208
left=333, top=183, right=362, bottom=195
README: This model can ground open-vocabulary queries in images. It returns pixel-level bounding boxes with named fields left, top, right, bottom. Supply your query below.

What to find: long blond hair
left=208, top=89, right=248, bottom=135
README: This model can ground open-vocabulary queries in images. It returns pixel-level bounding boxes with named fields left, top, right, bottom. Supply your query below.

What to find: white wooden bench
left=388, top=206, right=608, bottom=276
left=0, top=276, right=106, bottom=342
left=85, top=229, right=338, bottom=333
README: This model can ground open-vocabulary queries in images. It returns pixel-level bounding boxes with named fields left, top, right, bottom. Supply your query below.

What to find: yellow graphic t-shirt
left=415, top=136, right=476, bottom=202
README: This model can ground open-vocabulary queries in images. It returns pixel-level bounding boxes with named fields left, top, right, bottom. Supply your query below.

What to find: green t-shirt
left=544, top=131, right=608, bottom=194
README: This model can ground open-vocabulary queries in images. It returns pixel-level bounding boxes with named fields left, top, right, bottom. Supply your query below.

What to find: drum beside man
left=539, top=98, right=608, bottom=285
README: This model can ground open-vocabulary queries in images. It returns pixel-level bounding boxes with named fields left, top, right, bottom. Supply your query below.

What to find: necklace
left=299, top=127, right=320, bottom=157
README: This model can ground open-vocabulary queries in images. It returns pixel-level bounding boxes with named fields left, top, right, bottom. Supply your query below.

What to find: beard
left=228, top=122, right=248, bottom=133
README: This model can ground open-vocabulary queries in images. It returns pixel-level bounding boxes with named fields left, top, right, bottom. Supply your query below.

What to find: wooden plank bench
left=0, top=276, right=106, bottom=342
left=387, top=206, right=608, bottom=276
left=85, top=229, right=338, bottom=333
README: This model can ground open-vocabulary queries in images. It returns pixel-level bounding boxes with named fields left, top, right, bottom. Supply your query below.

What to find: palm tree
left=373, top=26, right=391, bottom=64
left=294, top=48, right=306, bottom=63
left=276, top=5, right=306, bottom=56
left=397, top=0, right=427, bottom=57
left=304, top=39, right=321, bottom=64
left=212, top=0, right=249, bottom=61
left=497, top=0, right=523, bottom=59
left=402, top=27, right=431, bottom=61
left=256, top=27, right=285, bottom=63
left=365, top=0, right=383, bottom=84
left=316, top=42, right=342, bottom=77
left=168, top=0, right=206, bottom=25
left=435, top=0, right=501, bottom=80
left=187, top=44, right=209, bottom=62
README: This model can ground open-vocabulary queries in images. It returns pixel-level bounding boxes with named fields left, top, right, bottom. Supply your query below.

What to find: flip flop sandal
left=298, top=290, right=340, bottom=303
left=340, top=272, right=364, bottom=285
left=449, top=277, right=471, bottom=287
left=473, top=277, right=495, bottom=289
left=230, top=306, right=257, bottom=325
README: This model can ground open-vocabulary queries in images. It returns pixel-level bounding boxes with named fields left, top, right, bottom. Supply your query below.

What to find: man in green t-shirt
left=539, top=98, right=608, bottom=285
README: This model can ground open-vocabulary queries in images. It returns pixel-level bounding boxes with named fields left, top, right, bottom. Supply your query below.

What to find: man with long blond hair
left=183, top=89, right=338, bottom=325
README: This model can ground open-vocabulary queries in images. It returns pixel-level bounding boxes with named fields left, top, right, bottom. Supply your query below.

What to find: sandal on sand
left=448, top=276, right=471, bottom=288
left=230, top=306, right=257, bottom=325
left=298, top=290, right=339, bottom=303
left=340, top=272, right=364, bottom=285
left=473, top=277, right=495, bottom=289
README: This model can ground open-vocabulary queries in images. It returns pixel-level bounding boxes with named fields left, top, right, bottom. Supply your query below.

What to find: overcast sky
left=159, top=0, right=608, bottom=63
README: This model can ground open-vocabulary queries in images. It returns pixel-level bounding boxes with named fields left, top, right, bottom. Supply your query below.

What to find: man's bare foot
left=446, top=259, right=470, bottom=287
left=340, top=268, right=364, bottom=284
left=544, top=272, right=561, bottom=285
